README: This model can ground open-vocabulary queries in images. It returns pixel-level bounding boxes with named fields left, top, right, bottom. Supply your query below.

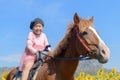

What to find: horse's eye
left=82, top=31, right=88, bottom=35
left=79, top=31, right=88, bottom=37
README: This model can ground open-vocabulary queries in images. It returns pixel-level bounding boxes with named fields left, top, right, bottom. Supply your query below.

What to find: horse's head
left=73, top=13, right=110, bottom=63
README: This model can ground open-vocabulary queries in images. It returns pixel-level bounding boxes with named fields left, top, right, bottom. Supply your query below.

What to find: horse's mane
left=53, top=23, right=74, bottom=57
left=53, top=18, right=93, bottom=57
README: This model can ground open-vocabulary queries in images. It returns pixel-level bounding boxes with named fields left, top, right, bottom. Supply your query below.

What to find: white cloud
left=0, top=53, right=21, bottom=63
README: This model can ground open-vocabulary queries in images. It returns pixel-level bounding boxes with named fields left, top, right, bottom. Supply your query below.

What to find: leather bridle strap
left=75, top=27, right=92, bottom=52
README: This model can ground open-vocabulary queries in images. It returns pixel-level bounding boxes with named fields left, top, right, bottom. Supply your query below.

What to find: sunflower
left=1, top=72, right=9, bottom=80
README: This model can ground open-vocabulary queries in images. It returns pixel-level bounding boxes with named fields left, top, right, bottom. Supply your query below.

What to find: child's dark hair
left=30, top=18, right=44, bottom=29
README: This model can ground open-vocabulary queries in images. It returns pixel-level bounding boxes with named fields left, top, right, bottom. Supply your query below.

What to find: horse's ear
left=89, top=16, right=94, bottom=23
left=74, top=13, right=80, bottom=24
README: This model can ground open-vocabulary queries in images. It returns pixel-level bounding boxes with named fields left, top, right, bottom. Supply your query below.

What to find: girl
left=19, top=18, right=50, bottom=80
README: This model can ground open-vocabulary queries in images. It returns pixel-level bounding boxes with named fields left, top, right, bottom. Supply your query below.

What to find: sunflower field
left=74, top=66, right=120, bottom=80
left=1, top=67, right=120, bottom=80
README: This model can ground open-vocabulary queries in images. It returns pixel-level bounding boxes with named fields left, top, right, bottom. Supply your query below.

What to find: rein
left=41, top=51, right=92, bottom=61
left=54, top=56, right=91, bottom=60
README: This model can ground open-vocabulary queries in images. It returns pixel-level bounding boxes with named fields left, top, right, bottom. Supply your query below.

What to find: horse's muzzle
left=97, top=47, right=110, bottom=63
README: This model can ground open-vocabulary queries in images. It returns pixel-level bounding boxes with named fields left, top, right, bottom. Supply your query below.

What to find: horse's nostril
left=102, top=50, right=105, bottom=54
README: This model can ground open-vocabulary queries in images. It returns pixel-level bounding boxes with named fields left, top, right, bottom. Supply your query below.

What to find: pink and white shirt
left=19, top=32, right=49, bottom=71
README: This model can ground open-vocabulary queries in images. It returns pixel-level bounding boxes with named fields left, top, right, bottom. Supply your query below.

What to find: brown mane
left=53, top=17, right=93, bottom=57
left=53, top=23, right=74, bottom=57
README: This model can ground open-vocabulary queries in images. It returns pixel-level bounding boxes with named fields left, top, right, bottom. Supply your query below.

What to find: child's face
left=32, top=23, right=43, bottom=35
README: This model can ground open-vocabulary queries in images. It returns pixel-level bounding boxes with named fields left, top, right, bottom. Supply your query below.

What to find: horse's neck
left=53, top=33, right=84, bottom=80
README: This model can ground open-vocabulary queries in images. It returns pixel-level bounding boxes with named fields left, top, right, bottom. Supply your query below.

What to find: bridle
left=76, top=28, right=92, bottom=52
left=75, top=26, right=99, bottom=57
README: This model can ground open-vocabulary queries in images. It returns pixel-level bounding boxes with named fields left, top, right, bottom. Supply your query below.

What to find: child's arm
left=26, top=32, right=37, bottom=54
left=26, top=39, right=37, bottom=54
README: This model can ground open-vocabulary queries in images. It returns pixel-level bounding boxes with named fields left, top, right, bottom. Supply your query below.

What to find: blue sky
left=0, top=0, right=120, bottom=71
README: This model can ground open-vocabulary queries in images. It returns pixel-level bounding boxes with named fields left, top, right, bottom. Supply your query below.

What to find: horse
left=6, top=13, right=110, bottom=80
